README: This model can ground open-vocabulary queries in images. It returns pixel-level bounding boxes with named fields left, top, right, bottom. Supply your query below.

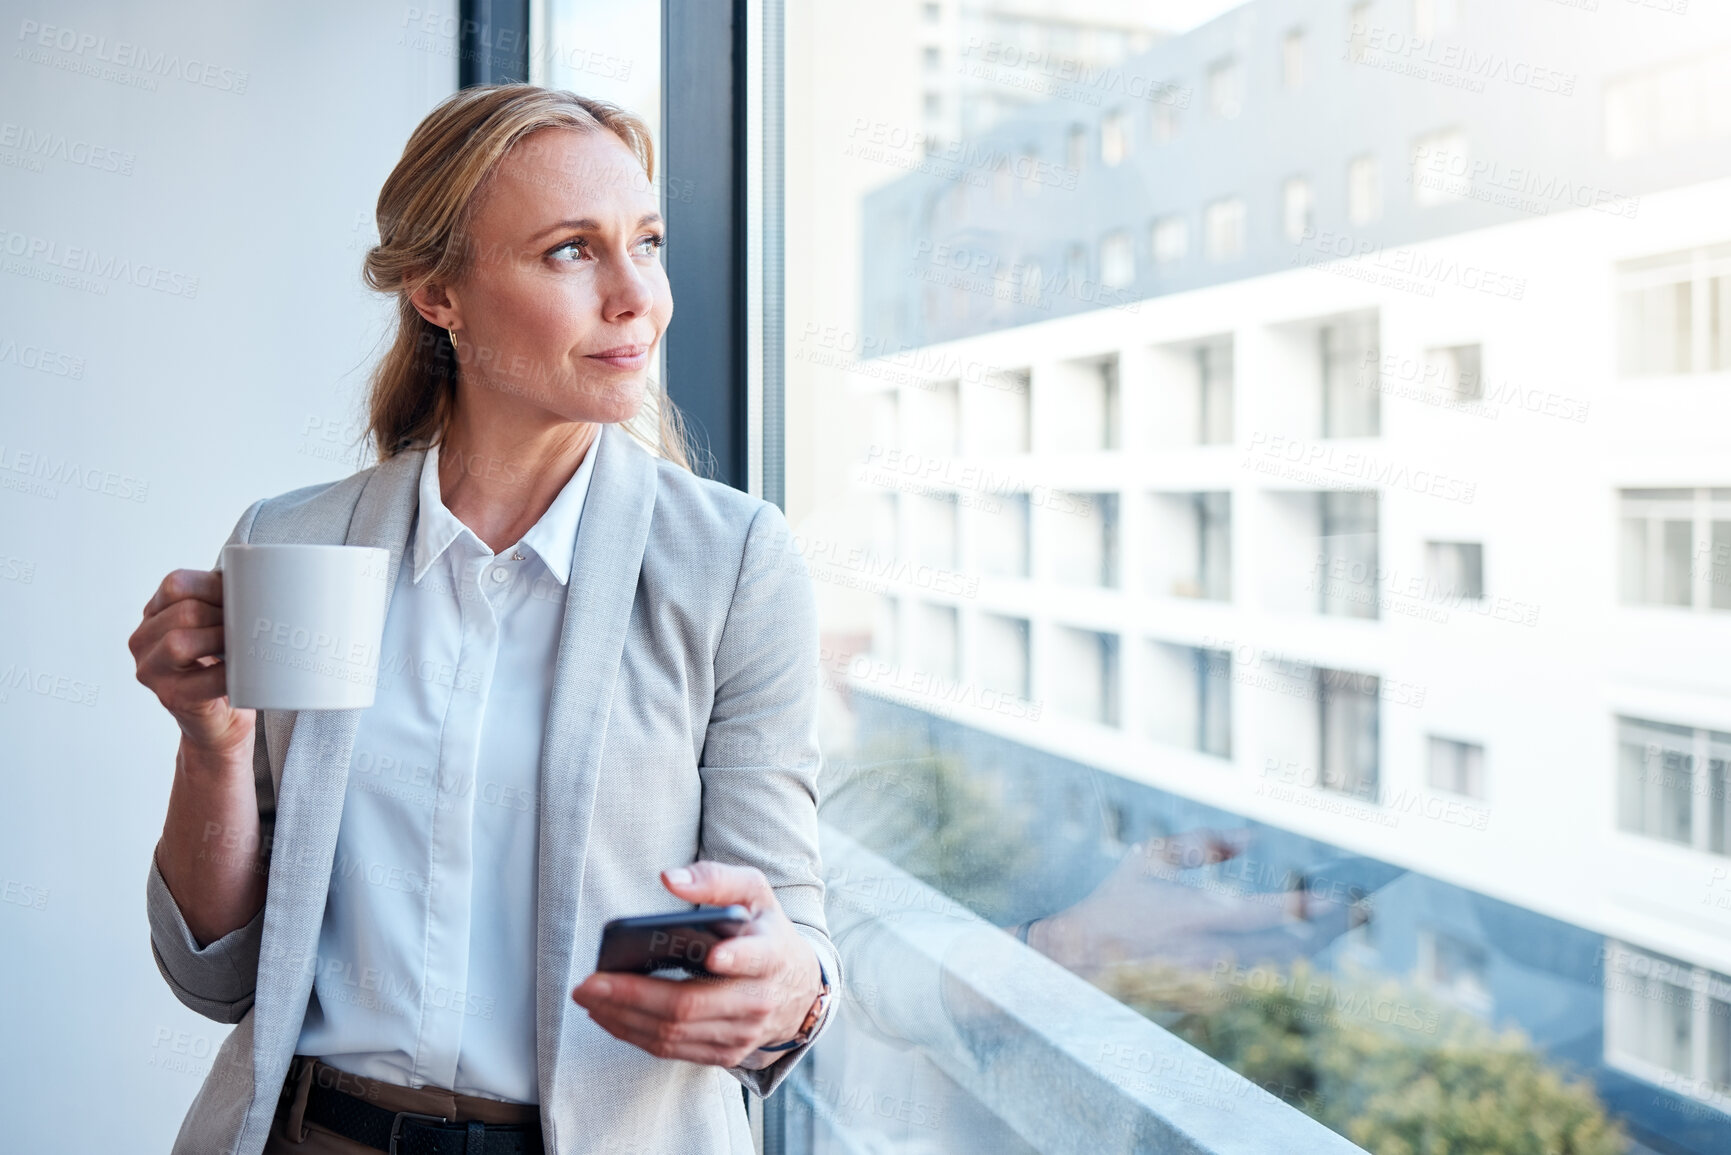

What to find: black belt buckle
left=388, top=1110, right=449, bottom=1155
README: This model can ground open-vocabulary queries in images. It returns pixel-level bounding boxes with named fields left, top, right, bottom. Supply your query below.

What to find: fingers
left=583, top=1000, right=763, bottom=1064
left=170, top=663, right=231, bottom=706
left=660, top=861, right=776, bottom=916
left=574, top=972, right=766, bottom=1024
left=573, top=973, right=775, bottom=1067
left=1155, top=828, right=1238, bottom=868
left=704, top=932, right=774, bottom=980
left=131, top=597, right=231, bottom=710
left=132, top=588, right=225, bottom=666
left=137, top=624, right=227, bottom=683
left=142, top=568, right=224, bottom=619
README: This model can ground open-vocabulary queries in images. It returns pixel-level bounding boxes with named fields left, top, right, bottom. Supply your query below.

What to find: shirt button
left=491, top=568, right=508, bottom=583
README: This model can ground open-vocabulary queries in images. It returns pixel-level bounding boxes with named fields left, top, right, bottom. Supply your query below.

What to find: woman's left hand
left=572, top=861, right=824, bottom=1068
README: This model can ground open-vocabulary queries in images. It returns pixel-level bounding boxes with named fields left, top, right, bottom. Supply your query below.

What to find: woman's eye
left=635, top=233, right=666, bottom=257
left=550, top=238, right=589, bottom=261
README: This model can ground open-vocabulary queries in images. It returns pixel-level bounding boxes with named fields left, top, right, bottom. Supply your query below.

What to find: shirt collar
left=412, top=435, right=599, bottom=587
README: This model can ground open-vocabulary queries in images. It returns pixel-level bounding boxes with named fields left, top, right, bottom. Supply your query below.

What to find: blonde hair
left=362, top=84, right=692, bottom=470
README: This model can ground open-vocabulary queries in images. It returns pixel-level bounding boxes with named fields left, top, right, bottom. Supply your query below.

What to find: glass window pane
left=1618, top=718, right=1694, bottom=844
left=779, top=5, right=1731, bottom=1151
left=1661, top=519, right=1694, bottom=607
left=1711, top=733, right=1731, bottom=855
left=1320, top=491, right=1378, bottom=618
left=1322, top=317, right=1380, bottom=437
left=1320, top=667, right=1379, bottom=799
left=1713, top=521, right=1731, bottom=610
left=1198, top=340, right=1234, bottom=445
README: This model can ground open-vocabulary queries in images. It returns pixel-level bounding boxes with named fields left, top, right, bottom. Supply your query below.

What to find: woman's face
left=430, top=125, right=672, bottom=427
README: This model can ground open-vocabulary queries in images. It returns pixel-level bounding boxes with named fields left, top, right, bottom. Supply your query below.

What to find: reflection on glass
left=782, top=1, right=1731, bottom=1151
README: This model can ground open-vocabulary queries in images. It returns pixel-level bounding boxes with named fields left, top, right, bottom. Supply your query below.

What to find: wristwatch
left=755, top=961, right=831, bottom=1053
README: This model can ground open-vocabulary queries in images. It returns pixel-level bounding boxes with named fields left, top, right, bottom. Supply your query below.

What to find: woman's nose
left=599, top=257, right=656, bottom=321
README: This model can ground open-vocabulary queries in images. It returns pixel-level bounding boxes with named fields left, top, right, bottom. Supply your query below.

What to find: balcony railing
left=762, top=825, right=1367, bottom=1154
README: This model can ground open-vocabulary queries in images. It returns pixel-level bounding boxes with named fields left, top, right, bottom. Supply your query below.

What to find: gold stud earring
left=448, top=328, right=459, bottom=355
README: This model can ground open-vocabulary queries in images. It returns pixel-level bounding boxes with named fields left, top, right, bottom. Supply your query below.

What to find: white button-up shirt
left=295, top=439, right=597, bottom=1104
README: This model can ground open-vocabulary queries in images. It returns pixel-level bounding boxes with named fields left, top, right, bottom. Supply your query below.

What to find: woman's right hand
left=130, top=568, right=254, bottom=758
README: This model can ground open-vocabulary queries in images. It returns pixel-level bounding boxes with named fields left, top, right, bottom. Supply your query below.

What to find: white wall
left=0, top=2, right=452, bottom=1148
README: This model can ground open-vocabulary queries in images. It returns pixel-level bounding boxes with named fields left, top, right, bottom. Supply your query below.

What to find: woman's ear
left=407, top=276, right=462, bottom=332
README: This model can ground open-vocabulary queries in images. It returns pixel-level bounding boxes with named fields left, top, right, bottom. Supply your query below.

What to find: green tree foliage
left=1099, top=960, right=1627, bottom=1155
left=818, top=740, right=1035, bottom=920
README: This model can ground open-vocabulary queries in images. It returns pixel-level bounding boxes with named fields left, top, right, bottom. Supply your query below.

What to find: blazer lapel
left=534, top=422, right=659, bottom=1112
left=247, top=449, right=422, bottom=1134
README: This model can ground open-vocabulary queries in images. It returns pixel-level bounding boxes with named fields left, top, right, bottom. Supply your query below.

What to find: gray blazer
left=145, top=422, right=838, bottom=1155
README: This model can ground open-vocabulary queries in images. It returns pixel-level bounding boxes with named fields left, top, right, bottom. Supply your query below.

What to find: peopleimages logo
left=15, top=19, right=250, bottom=94
left=0, top=227, right=199, bottom=298
left=0, top=122, right=135, bottom=174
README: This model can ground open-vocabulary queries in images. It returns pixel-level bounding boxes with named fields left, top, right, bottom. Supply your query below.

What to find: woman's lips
left=585, top=344, right=649, bottom=369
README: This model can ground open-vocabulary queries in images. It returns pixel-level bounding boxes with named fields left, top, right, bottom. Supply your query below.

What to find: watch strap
left=755, top=960, right=829, bottom=1052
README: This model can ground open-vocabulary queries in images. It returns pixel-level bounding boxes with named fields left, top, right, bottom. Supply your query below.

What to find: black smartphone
left=595, top=904, right=753, bottom=976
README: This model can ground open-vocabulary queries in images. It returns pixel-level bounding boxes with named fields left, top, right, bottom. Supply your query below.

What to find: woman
left=129, top=86, right=835, bottom=1155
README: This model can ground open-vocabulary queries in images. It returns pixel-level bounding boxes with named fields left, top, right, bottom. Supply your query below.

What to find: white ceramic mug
left=219, top=544, right=391, bottom=710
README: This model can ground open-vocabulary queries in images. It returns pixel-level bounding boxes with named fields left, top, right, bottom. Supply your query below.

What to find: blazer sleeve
left=696, top=500, right=842, bottom=1097
left=144, top=497, right=272, bottom=1024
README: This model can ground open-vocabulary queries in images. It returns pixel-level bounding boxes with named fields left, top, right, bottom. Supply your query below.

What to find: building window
left=910, top=491, right=959, bottom=570
left=1604, top=941, right=1731, bottom=1107
left=1153, top=215, right=1189, bottom=265
left=1066, top=123, right=1088, bottom=171
left=1618, top=718, right=1695, bottom=847
left=922, top=46, right=940, bottom=71
left=923, top=91, right=941, bottom=118
left=1603, top=45, right=1731, bottom=160
left=1196, top=492, right=1231, bottom=599
left=1282, top=29, right=1305, bottom=90
left=978, top=613, right=1031, bottom=702
left=1348, top=3, right=1374, bottom=64
left=1101, top=492, right=1121, bottom=586
left=991, top=265, right=1014, bottom=315
left=1019, top=146, right=1041, bottom=197
left=1425, top=343, right=1483, bottom=398
left=873, top=595, right=900, bottom=664
left=1100, top=230, right=1134, bottom=288
left=1198, top=339, right=1234, bottom=444
left=1146, top=642, right=1232, bottom=757
left=1619, top=488, right=1731, bottom=610
left=1152, top=101, right=1180, bottom=144
left=1411, top=127, right=1468, bottom=206
left=978, top=493, right=1030, bottom=578
left=1053, top=627, right=1120, bottom=728
left=1616, top=243, right=1731, bottom=378
left=1149, top=491, right=1231, bottom=601
left=1050, top=492, right=1118, bottom=587
left=1319, top=492, right=1379, bottom=619
left=1100, top=357, right=1120, bottom=450
left=1319, top=667, right=1380, bottom=800
left=1617, top=716, right=1731, bottom=854
left=1198, top=648, right=1232, bottom=757
left=1207, top=57, right=1243, bottom=119
left=1348, top=154, right=1382, bottom=224
left=1428, top=736, right=1486, bottom=798
left=1204, top=198, right=1246, bottom=262
left=1019, top=261, right=1042, bottom=306
left=923, top=1, right=941, bottom=22
left=1425, top=541, right=1484, bottom=600
left=1412, top=0, right=1460, bottom=39
left=1282, top=176, right=1313, bottom=242
left=1417, top=928, right=1492, bottom=1015
left=914, top=601, right=959, bottom=682
left=1101, top=109, right=1127, bottom=166
left=1321, top=315, right=1381, bottom=437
